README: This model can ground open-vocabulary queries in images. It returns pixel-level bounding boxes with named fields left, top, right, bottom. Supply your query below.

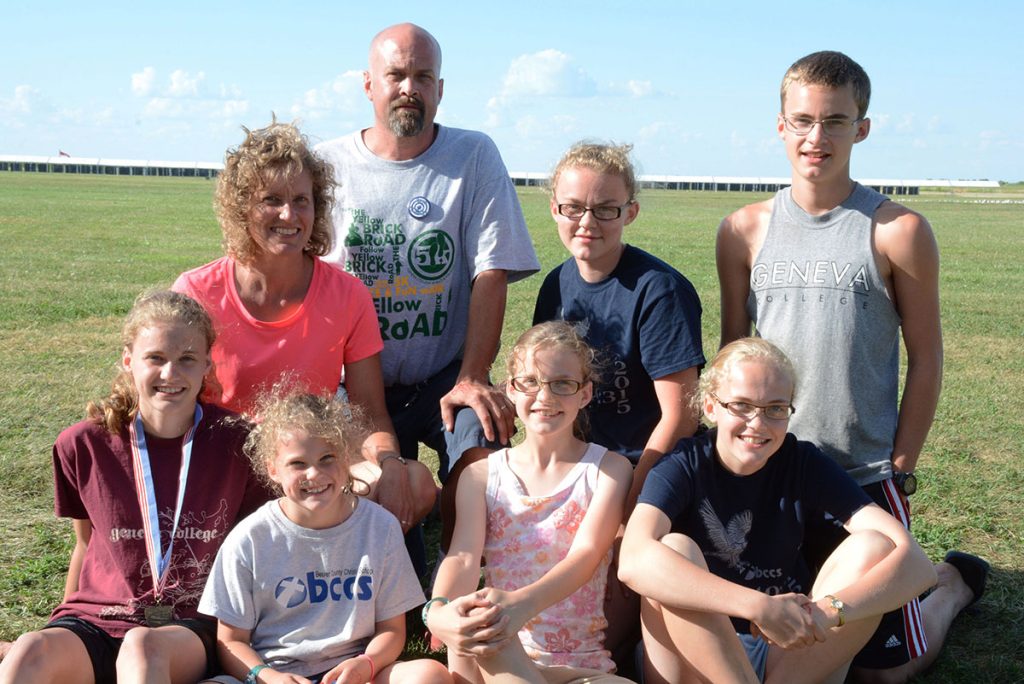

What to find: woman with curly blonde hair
left=174, top=120, right=436, bottom=539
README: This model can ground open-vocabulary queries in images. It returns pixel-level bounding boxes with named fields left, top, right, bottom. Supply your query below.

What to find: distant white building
left=0, top=154, right=999, bottom=194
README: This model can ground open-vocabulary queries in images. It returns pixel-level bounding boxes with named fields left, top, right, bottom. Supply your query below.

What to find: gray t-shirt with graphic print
left=317, top=126, right=540, bottom=387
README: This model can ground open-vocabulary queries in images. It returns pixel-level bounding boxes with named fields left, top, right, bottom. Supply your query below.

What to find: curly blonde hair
left=244, top=390, right=369, bottom=494
left=216, top=120, right=335, bottom=265
left=695, top=337, right=797, bottom=420
left=549, top=141, right=639, bottom=202
left=505, top=321, right=599, bottom=439
left=87, top=290, right=216, bottom=434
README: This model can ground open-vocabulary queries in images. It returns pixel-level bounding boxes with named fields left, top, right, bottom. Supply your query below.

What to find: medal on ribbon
left=129, top=405, right=203, bottom=626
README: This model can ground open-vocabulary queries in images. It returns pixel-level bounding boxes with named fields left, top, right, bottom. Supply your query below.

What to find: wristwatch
left=379, top=453, right=407, bottom=467
left=826, top=594, right=845, bottom=627
left=892, top=470, right=918, bottom=496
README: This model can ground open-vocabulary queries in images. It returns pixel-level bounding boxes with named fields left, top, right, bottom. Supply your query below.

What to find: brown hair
left=549, top=141, right=639, bottom=202
left=781, top=51, right=871, bottom=119
left=87, top=290, right=215, bottom=434
left=505, top=321, right=598, bottom=439
left=244, top=390, right=369, bottom=495
left=215, top=120, right=335, bottom=264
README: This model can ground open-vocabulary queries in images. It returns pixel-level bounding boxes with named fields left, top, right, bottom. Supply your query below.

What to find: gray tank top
left=746, top=183, right=899, bottom=484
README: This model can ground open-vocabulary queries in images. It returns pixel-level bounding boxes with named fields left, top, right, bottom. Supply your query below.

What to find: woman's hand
left=427, top=590, right=511, bottom=657
left=748, top=592, right=824, bottom=649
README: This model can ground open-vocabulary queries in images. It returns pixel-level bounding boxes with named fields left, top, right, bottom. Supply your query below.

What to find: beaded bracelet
left=245, top=664, right=268, bottom=684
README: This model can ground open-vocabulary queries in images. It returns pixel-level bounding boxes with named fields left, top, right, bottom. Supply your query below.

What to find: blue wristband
left=422, top=596, right=450, bottom=625
left=245, top=664, right=268, bottom=684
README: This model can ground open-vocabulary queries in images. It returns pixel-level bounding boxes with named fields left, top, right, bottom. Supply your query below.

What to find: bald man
left=317, top=23, right=539, bottom=565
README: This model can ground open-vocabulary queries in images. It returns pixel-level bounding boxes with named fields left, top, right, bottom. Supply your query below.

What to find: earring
left=342, top=479, right=354, bottom=495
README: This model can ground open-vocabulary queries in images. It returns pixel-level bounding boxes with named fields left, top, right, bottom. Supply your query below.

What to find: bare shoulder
left=873, top=200, right=939, bottom=261
left=718, top=198, right=773, bottom=241
left=598, top=448, right=636, bottom=483
left=717, top=199, right=773, bottom=269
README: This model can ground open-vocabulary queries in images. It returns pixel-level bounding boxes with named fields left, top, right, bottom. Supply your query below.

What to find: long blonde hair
left=86, top=290, right=216, bottom=434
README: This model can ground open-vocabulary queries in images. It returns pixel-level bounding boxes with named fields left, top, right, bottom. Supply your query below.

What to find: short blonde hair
left=549, top=141, right=639, bottom=202
left=216, top=120, right=335, bottom=265
left=696, top=338, right=796, bottom=418
left=781, top=51, right=871, bottom=119
left=244, top=390, right=368, bottom=494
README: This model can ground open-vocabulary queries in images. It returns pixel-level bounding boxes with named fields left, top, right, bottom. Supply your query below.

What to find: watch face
left=895, top=472, right=918, bottom=495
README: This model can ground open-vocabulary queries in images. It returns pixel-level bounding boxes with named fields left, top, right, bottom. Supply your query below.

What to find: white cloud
left=168, top=69, right=205, bottom=97
left=1, top=85, right=38, bottom=115
left=500, top=49, right=596, bottom=99
left=219, top=83, right=243, bottom=99
left=626, top=80, right=653, bottom=98
left=131, top=67, right=156, bottom=96
left=485, top=50, right=597, bottom=129
left=512, top=113, right=579, bottom=140
left=290, top=70, right=364, bottom=121
left=142, top=97, right=248, bottom=121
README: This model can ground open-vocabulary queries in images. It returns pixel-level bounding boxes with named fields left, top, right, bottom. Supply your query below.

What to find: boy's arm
left=63, top=518, right=92, bottom=600
left=716, top=202, right=771, bottom=347
left=486, top=451, right=632, bottom=636
left=876, top=205, right=943, bottom=473
left=626, top=368, right=699, bottom=513
left=441, top=269, right=515, bottom=445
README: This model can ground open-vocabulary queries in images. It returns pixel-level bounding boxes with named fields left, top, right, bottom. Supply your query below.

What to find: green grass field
left=1, top=174, right=1021, bottom=681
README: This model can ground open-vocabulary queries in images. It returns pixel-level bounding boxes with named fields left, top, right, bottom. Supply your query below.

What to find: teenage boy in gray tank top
left=717, top=51, right=985, bottom=682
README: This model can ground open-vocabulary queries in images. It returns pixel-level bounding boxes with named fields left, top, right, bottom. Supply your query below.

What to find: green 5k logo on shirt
left=408, top=230, right=455, bottom=282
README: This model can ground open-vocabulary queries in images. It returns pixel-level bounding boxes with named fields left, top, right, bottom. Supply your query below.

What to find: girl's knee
left=659, top=533, right=708, bottom=569
left=816, top=530, right=895, bottom=594
left=386, top=658, right=452, bottom=684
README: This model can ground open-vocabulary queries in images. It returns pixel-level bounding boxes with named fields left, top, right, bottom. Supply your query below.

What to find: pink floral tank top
left=482, top=443, right=614, bottom=672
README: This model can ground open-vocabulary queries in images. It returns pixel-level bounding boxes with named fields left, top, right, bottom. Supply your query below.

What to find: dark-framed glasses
left=711, top=393, right=794, bottom=421
left=782, top=115, right=862, bottom=137
left=510, top=376, right=584, bottom=396
left=557, top=203, right=632, bottom=221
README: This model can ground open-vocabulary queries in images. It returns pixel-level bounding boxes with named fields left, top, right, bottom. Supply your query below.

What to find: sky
left=3, top=0, right=1021, bottom=181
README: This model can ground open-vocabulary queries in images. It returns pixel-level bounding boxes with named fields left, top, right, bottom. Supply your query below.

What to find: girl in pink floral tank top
left=426, top=322, right=634, bottom=683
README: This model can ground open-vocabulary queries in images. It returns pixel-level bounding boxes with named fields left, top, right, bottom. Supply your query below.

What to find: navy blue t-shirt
left=638, top=430, right=871, bottom=631
left=533, top=245, right=704, bottom=461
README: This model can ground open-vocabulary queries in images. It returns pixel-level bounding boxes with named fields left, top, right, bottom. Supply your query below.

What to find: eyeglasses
left=557, top=203, right=632, bottom=221
left=510, top=376, right=585, bottom=396
left=710, top=393, right=794, bottom=421
left=782, top=115, right=863, bottom=137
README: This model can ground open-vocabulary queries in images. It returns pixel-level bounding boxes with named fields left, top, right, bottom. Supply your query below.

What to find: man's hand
left=372, top=451, right=416, bottom=533
left=440, top=377, right=515, bottom=445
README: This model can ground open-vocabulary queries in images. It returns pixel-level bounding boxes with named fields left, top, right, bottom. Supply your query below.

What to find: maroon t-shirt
left=50, top=403, right=270, bottom=636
